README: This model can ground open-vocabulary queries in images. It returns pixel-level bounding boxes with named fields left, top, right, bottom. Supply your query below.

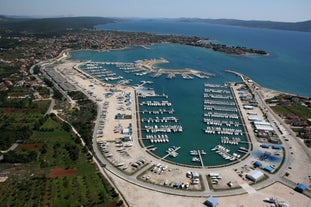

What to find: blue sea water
left=69, top=19, right=311, bottom=166
left=96, top=19, right=311, bottom=96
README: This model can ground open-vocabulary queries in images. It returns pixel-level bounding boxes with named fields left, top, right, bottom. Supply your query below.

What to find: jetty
left=141, top=109, right=175, bottom=115
left=162, top=146, right=181, bottom=159
left=198, top=150, right=204, bottom=167
left=141, top=116, right=178, bottom=123
left=144, top=125, right=183, bottom=133
left=135, top=58, right=214, bottom=80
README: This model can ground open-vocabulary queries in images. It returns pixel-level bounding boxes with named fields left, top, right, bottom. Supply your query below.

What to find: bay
left=96, top=19, right=311, bottom=96
left=69, top=19, right=311, bottom=166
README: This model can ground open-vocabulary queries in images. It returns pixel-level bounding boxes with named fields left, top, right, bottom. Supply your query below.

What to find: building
left=204, top=196, right=218, bottom=207
left=261, top=144, right=270, bottom=149
left=246, top=170, right=264, bottom=182
left=264, top=166, right=274, bottom=173
left=253, top=161, right=262, bottom=168
left=295, top=183, right=307, bottom=193
left=253, top=121, right=274, bottom=132
left=272, top=145, right=282, bottom=150
left=122, top=128, right=130, bottom=134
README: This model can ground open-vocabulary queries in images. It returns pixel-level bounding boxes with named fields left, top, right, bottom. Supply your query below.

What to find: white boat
left=192, top=157, right=200, bottom=162
left=190, top=150, right=199, bottom=155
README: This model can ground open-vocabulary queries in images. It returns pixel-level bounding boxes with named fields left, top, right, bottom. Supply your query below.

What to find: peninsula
left=0, top=16, right=268, bottom=56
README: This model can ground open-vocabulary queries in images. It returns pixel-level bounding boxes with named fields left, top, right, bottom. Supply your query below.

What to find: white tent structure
left=246, top=170, right=264, bottom=182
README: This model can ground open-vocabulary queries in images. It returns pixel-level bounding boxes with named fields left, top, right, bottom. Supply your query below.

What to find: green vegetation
left=268, top=95, right=311, bottom=147
left=179, top=18, right=311, bottom=32
left=271, top=104, right=311, bottom=121
left=0, top=63, right=20, bottom=80
left=0, top=115, right=118, bottom=206
left=0, top=16, right=119, bottom=34
left=0, top=99, right=50, bottom=150
left=65, top=91, right=97, bottom=149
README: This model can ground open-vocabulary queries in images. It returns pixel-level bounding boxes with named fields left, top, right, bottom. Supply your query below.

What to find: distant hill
left=179, top=18, right=311, bottom=32
left=0, top=16, right=120, bottom=34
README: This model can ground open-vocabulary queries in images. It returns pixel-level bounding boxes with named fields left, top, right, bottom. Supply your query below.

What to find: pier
left=202, top=83, right=249, bottom=162
left=140, top=100, right=172, bottom=107
left=83, top=62, right=125, bottom=82
left=144, top=125, right=183, bottom=133
left=161, top=146, right=181, bottom=160
left=198, top=150, right=204, bottom=167
left=141, top=109, right=174, bottom=115
left=135, top=58, right=214, bottom=80
left=145, top=134, right=169, bottom=143
left=141, top=116, right=178, bottom=123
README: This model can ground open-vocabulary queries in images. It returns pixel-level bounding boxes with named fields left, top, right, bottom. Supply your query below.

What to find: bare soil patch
left=48, top=168, right=76, bottom=178
left=18, top=143, right=43, bottom=150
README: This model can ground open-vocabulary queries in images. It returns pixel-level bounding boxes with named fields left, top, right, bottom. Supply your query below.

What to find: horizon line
left=1, top=14, right=310, bottom=24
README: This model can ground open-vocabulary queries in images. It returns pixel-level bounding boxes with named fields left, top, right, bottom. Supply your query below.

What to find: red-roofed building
left=4, top=80, right=13, bottom=86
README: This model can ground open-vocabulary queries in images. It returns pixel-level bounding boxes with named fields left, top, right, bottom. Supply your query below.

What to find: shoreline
left=67, top=48, right=308, bottom=97
left=224, top=69, right=300, bottom=99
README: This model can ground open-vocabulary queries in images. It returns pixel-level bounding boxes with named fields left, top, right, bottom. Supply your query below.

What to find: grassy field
left=271, top=104, right=311, bottom=121
left=0, top=116, right=119, bottom=207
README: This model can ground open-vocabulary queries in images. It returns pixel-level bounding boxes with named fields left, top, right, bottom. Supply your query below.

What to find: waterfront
left=70, top=23, right=311, bottom=165
left=69, top=19, right=311, bottom=167
left=96, top=19, right=311, bottom=97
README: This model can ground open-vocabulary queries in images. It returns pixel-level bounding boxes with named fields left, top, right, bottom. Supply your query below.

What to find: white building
left=246, top=170, right=264, bottom=182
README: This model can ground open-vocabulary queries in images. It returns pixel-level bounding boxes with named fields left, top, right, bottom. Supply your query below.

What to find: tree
left=33, top=65, right=40, bottom=74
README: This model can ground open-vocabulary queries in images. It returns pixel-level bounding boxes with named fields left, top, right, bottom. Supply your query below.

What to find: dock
left=198, top=150, right=204, bottom=167
left=161, top=147, right=181, bottom=160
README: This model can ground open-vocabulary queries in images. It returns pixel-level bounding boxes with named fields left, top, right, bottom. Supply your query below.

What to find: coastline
left=225, top=69, right=293, bottom=99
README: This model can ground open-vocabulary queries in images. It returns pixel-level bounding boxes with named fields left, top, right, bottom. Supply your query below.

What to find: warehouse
left=246, top=170, right=264, bottom=182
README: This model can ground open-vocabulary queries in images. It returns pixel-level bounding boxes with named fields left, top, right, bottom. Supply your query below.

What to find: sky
left=1, top=0, right=311, bottom=22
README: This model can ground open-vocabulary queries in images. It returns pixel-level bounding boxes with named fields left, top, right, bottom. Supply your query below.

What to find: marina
left=74, top=47, right=251, bottom=167
left=137, top=87, right=184, bottom=148
left=135, top=82, right=248, bottom=166
left=211, top=145, right=241, bottom=161
left=203, top=84, right=247, bottom=162
left=82, top=63, right=125, bottom=82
